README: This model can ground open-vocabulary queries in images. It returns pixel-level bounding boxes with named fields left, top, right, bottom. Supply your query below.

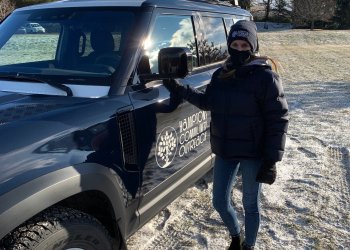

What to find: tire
left=1, top=206, right=113, bottom=250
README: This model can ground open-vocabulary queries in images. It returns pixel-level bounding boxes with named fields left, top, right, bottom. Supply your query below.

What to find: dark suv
left=0, top=0, right=252, bottom=249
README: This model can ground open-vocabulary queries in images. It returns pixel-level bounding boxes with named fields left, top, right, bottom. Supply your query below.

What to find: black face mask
left=228, top=48, right=252, bottom=69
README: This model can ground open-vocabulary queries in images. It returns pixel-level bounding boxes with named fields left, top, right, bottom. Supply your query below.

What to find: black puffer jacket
left=183, top=60, right=289, bottom=162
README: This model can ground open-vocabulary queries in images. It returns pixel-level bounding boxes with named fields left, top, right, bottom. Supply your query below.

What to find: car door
left=128, top=10, right=219, bottom=225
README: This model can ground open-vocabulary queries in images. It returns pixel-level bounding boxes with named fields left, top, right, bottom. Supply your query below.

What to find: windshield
left=0, top=8, right=136, bottom=86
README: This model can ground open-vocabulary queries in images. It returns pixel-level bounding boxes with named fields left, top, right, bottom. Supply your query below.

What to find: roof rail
left=186, top=0, right=238, bottom=7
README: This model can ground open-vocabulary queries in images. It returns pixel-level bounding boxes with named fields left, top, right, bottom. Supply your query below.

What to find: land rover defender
left=0, top=0, right=252, bottom=249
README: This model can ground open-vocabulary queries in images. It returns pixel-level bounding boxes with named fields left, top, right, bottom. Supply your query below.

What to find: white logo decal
left=156, top=126, right=178, bottom=168
left=231, top=30, right=249, bottom=38
left=178, top=111, right=208, bottom=157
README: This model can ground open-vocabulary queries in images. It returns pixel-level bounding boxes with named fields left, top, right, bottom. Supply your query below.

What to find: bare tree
left=236, top=0, right=252, bottom=10
left=0, top=0, right=15, bottom=20
left=188, top=39, right=227, bottom=65
left=293, top=0, right=336, bottom=30
left=262, top=0, right=273, bottom=21
left=274, top=0, right=291, bottom=22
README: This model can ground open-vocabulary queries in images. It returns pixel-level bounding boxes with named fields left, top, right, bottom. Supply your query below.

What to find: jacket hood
left=235, top=58, right=272, bottom=78
left=245, top=58, right=271, bottom=67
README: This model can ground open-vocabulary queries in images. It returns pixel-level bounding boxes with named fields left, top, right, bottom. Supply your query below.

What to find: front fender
left=0, top=163, right=137, bottom=240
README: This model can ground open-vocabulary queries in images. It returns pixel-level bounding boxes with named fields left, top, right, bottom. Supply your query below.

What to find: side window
left=193, top=16, right=228, bottom=66
left=224, top=18, right=234, bottom=35
left=144, top=15, right=197, bottom=74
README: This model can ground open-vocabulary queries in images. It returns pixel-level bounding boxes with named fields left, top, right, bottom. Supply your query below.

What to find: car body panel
left=0, top=92, right=143, bottom=239
left=16, top=0, right=251, bottom=18
left=0, top=93, right=131, bottom=194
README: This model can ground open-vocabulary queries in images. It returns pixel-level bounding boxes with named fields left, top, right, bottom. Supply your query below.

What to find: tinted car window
left=144, top=15, right=197, bottom=73
left=193, top=16, right=228, bottom=66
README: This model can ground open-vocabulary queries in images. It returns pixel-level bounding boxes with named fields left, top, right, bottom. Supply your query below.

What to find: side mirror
left=158, top=47, right=193, bottom=79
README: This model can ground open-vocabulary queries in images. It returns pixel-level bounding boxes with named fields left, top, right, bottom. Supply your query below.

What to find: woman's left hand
left=163, top=79, right=183, bottom=93
left=256, top=161, right=277, bottom=185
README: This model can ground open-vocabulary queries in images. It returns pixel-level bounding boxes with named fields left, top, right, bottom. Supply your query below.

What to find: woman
left=163, top=20, right=288, bottom=250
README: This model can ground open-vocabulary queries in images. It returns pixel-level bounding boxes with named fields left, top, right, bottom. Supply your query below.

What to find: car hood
left=0, top=91, right=91, bottom=125
left=0, top=91, right=130, bottom=194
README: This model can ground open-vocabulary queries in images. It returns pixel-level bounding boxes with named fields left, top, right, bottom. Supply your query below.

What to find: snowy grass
left=128, top=29, right=350, bottom=250
left=0, top=34, right=59, bottom=65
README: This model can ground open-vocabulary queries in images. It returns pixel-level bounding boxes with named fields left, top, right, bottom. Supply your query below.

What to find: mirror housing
left=158, top=47, right=193, bottom=79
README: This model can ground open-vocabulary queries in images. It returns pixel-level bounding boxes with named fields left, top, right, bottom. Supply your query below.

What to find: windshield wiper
left=0, top=74, right=73, bottom=96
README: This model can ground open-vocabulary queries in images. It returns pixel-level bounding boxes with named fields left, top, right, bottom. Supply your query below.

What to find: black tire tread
left=1, top=206, right=111, bottom=250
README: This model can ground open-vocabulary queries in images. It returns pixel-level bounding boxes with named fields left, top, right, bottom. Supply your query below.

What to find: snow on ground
left=127, top=29, right=350, bottom=249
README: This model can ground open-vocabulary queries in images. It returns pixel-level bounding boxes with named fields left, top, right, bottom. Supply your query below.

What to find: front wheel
left=1, top=206, right=114, bottom=250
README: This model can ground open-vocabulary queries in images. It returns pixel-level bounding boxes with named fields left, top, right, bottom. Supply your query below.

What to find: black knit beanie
left=227, top=20, right=258, bottom=53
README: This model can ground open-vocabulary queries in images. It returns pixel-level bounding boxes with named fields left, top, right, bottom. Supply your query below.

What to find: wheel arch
left=57, top=190, right=122, bottom=246
left=0, top=163, right=133, bottom=246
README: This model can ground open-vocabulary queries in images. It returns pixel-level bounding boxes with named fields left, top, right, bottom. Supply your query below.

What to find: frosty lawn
left=0, top=34, right=59, bottom=65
